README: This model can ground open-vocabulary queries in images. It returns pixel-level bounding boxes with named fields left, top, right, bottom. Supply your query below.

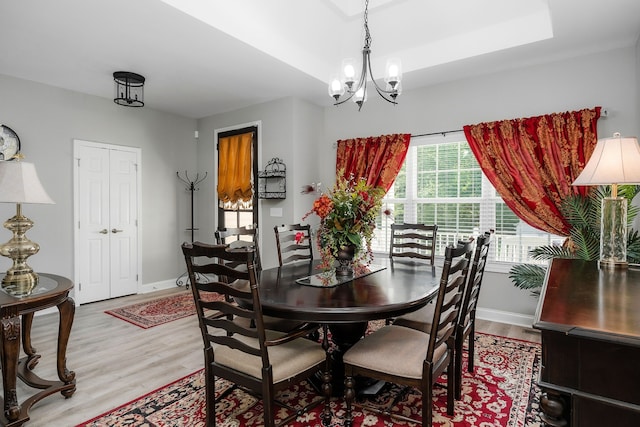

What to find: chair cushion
left=393, top=303, right=434, bottom=333
left=343, top=325, right=447, bottom=379
left=214, top=330, right=326, bottom=383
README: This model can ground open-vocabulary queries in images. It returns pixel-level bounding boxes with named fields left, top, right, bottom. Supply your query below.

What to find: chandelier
left=328, top=0, right=402, bottom=111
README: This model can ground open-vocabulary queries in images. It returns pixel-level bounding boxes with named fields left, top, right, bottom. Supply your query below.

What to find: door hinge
left=78, top=283, right=82, bottom=291
left=136, top=274, right=139, bottom=282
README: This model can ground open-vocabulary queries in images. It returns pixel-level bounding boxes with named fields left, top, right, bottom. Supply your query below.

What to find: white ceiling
left=1, top=0, right=639, bottom=119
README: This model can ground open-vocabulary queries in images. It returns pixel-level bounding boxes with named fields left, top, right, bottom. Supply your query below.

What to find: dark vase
left=335, top=244, right=356, bottom=277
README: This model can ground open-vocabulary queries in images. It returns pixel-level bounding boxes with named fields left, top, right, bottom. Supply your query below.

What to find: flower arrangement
left=303, top=174, right=384, bottom=270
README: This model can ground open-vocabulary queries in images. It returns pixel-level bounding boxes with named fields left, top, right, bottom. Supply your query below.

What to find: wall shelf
left=258, top=157, right=286, bottom=199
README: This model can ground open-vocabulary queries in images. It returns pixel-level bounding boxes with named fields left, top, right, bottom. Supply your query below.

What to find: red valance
left=336, top=133, right=411, bottom=191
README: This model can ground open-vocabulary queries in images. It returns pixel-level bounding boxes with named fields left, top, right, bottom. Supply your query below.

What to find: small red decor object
left=295, top=232, right=304, bottom=244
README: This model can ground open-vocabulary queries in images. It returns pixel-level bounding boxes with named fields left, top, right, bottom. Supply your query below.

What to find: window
left=371, top=132, right=564, bottom=267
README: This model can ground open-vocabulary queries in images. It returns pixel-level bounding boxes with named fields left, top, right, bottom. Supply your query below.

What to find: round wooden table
left=254, top=258, right=440, bottom=393
left=0, top=273, right=76, bottom=427
left=256, top=258, right=439, bottom=323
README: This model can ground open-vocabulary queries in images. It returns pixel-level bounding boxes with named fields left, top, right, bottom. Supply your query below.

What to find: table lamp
left=572, top=132, right=640, bottom=268
left=0, top=161, right=54, bottom=296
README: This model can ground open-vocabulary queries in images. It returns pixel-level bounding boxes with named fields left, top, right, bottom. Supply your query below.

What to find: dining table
left=252, top=257, right=442, bottom=393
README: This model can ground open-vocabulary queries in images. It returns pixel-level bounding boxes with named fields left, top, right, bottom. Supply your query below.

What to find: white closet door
left=75, top=141, right=139, bottom=304
left=109, top=149, right=138, bottom=298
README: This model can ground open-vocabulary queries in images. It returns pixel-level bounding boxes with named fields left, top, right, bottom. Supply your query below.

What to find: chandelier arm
left=367, top=55, right=399, bottom=98
left=372, top=85, right=398, bottom=105
left=332, top=48, right=369, bottom=106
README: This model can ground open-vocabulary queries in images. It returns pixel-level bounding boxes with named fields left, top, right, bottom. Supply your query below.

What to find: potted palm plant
left=509, top=185, right=640, bottom=295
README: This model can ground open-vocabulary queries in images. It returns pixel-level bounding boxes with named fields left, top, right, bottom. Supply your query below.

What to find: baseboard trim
left=476, top=307, right=534, bottom=328
left=139, top=278, right=181, bottom=294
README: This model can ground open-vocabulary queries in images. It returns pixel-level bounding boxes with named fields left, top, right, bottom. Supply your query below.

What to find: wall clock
left=0, top=125, right=21, bottom=160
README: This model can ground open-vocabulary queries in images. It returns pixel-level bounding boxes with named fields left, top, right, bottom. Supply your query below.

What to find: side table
left=0, top=273, right=76, bottom=427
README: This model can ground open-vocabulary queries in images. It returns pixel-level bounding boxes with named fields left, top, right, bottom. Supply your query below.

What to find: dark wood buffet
left=533, top=258, right=640, bottom=426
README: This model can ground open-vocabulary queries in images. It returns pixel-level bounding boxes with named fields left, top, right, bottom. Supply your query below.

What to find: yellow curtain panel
left=217, top=132, right=253, bottom=208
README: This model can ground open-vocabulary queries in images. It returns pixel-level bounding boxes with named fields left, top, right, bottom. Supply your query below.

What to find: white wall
left=0, top=74, right=197, bottom=295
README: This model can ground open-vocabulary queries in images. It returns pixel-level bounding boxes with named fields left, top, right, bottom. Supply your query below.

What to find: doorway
left=73, top=140, right=141, bottom=304
left=217, top=125, right=259, bottom=230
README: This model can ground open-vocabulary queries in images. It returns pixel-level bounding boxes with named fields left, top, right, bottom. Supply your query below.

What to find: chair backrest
left=389, top=223, right=438, bottom=266
left=458, top=231, right=492, bottom=331
left=215, top=225, right=261, bottom=269
left=426, top=240, right=473, bottom=361
left=181, top=241, right=270, bottom=371
left=274, top=223, right=313, bottom=266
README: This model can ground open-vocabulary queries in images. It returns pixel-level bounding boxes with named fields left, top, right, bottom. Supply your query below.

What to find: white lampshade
left=572, top=133, right=640, bottom=186
left=0, top=161, right=54, bottom=204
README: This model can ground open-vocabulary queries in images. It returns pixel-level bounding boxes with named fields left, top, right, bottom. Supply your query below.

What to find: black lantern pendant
left=113, top=71, right=145, bottom=107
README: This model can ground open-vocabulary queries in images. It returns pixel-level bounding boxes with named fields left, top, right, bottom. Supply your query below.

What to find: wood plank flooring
left=3, top=287, right=540, bottom=427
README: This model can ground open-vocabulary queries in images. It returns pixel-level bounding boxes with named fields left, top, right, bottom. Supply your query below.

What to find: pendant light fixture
left=113, top=71, right=145, bottom=107
left=328, top=0, right=402, bottom=111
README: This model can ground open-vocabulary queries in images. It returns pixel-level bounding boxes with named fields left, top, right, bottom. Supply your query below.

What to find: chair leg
left=447, top=353, right=455, bottom=415
left=344, top=375, right=355, bottom=427
left=205, top=357, right=215, bottom=427
left=423, top=368, right=433, bottom=427
left=262, top=378, right=276, bottom=427
left=455, top=335, right=463, bottom=400
left=468, top=322, right=476, bottom=373
left=206, top=375, right=215, bottom=427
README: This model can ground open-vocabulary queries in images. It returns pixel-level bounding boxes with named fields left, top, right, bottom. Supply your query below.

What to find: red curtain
left=336, top=133, right=411, bottom=191
left=463, top=107, right=601, bottom=236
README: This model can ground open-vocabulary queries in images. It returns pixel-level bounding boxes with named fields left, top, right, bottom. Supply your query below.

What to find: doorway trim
left=213, top=120, right=262, bottom=231
left=72, top=139, right=142, bottom=304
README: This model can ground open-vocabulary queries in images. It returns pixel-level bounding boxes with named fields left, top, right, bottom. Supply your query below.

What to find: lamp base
left=2, top=269, right=39, bottom=297
left=0, top=205, right=42, bottom=297
left=600, top=196, right=628, bottom=269
left=599, top=259, right=629, bottom=270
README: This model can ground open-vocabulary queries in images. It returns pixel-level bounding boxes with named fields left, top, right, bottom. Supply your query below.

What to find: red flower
left=295, top=232, right=304, bottom=244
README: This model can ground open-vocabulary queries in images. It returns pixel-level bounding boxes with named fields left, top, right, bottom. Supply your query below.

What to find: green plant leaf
left=529, top=245, right=573, bottom=260
left=508, top=264, right=546, bottom=296
left=509, top=185, right=640, bottom=294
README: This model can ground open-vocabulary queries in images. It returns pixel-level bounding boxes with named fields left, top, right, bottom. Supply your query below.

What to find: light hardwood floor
left=4, top=287, right=540, bottom=427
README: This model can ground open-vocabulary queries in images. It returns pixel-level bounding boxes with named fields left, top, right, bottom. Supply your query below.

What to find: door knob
left=111, top=229, right=123, bottom=233
left=99, top=229, right=108, bottom=234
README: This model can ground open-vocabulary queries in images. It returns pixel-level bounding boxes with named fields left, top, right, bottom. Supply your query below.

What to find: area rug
left=104, top=292, right=206, bottom=329
left=77, top=333, right=542, bottom=426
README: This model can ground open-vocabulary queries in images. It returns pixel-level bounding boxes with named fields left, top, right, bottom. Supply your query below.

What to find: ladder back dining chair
left=389, top=223, right=438, bottom=271
left=181, top=241, right=332, bottom=427
left=454, top=230, right=492, bottom=399
left=342, top=240, right=474, bottom=427
left=215, top=225, right=261, bottom=270
left=274, top=223, right=313, bottom=266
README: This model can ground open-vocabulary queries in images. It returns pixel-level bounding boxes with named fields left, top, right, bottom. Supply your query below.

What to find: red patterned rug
left=77, top=333, right=542, bottom=426
left=105, top=292, right=209, bottom=329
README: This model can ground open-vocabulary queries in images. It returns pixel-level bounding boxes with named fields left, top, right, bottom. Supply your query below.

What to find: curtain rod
left=411, top=129, right=464, bottom=138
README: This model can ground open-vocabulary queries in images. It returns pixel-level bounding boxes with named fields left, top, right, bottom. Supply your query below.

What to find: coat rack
left=176, top=171, right=207, bottom=242
left=176, top=171, right=207, bottom=287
